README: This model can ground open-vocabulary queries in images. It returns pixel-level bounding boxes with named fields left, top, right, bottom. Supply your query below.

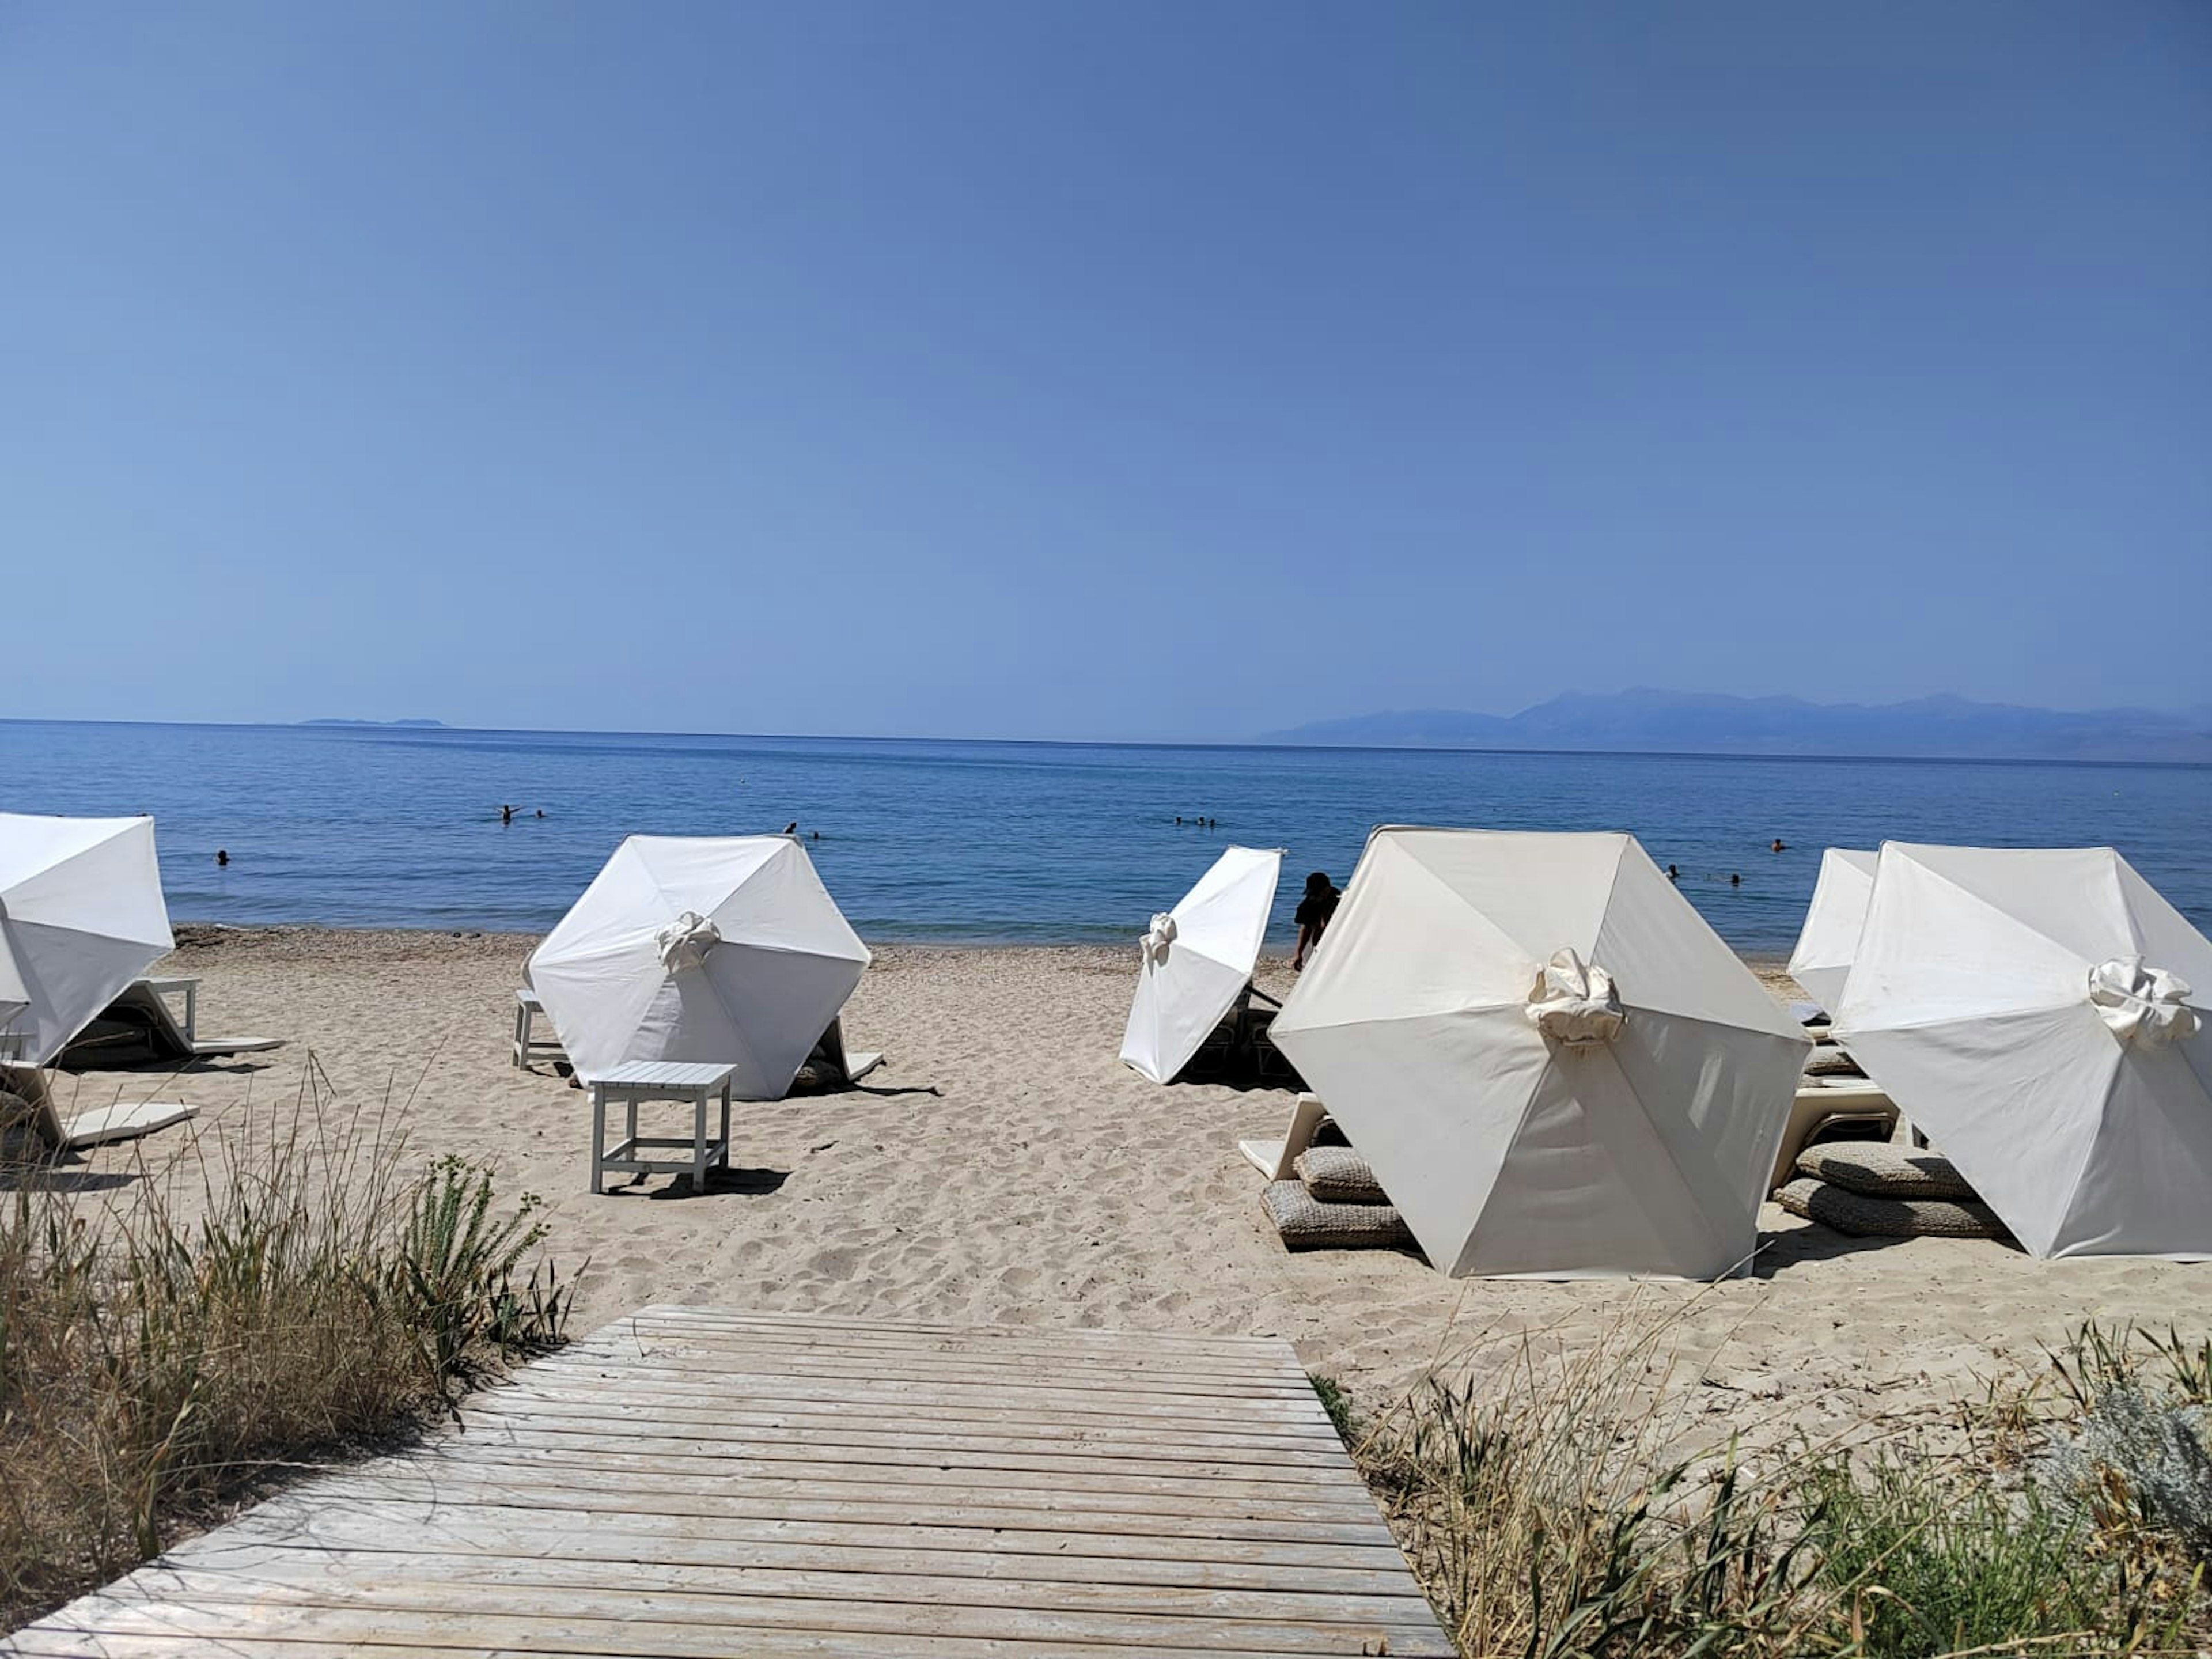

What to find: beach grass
left=1352, top=1308, right=2211, bottom=1657
left=0, top=1060, right=572, bottom=1628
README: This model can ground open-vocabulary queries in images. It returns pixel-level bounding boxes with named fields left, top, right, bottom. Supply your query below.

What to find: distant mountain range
left=1262, top=690, right=2212, bottom=763
left=299, top=718, right=447, bottom=728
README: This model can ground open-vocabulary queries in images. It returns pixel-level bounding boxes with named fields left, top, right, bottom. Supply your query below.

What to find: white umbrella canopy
left=1270, top=827, right=1809, bottom=1280
left=0, top=814, right=175, bottom=1065
left=527, top=835, right=871, bottom=1099
left=1119, top=846, right=1283, bottom=1084
left=1787, top=847, right=1878, bottom=1014
left=1835, top=843, right=2212, bottom=1259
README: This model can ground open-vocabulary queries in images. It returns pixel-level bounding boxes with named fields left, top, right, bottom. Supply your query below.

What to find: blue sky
left=3, top=3, right=2206, bottom=740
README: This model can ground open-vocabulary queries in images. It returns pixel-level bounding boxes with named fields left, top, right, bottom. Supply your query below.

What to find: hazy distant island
left=299, top=718, right=448, bottom=728
left=1263, top=690, right=2212, bottom=763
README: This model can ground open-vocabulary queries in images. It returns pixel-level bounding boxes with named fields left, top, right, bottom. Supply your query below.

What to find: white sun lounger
left=58, top=979, right=282, bottom=1067
left=2, top=1066, right=198, bottom=1154
left=1768, top=1081, right=1899, bottom=1192
left=812, top=1016, right=883, bottom=1086
left=1238, top=1092, right=1329, bottom=1181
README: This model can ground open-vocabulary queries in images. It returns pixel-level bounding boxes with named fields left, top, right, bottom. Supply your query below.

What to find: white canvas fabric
left=0, top=814, right=175, bottom=1066
left=1786, top=848, right=1878, bottom=1014
left=1834, top=843, right=2212, bottom=1259
left=527, top=835, right=870, bottom=1099
left=1120, top=846, right=1282, bottom=1085
left=1269, top=827, right=1809, bottom=1280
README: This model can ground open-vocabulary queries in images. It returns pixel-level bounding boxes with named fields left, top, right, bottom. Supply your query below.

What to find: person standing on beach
left=1292, top=870, right=1340, bottom=972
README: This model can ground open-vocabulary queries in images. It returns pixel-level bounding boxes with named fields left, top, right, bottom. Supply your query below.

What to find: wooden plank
left=179, top=1506, right=1421, bottom=1591
left=2, top=1308, right=1450, bottom=1659
left=509, top=1366, right=1342, bottom=1438
left=211, top=1481, right=1402, bottom=1550
left=531, top=1357, right=1329, bottom=1423
left=303, top=1455, right=1387, bottom=1525
left=151, top=1543, right=1443, bottom=1628
left=552, top=1342, right=1316, bottom=1402
left=454, top=1406, right=1363, bottom=1481
left=35, top=1580, right=1456, bottom=1657
left=631, top=1305, right=1285, bottom=1357
left=599, top=1319, right=1315, bottom=1379
left=414, top=1424, right=1380, bottom=1500
left=472, top=1386, right=1349, bottom=1456
left=9, top=1611, right=1448, bottom=1659
left=563, top=1337, right=1316, bottom=1392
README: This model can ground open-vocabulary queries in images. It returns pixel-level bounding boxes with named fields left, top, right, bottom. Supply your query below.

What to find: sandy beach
left=41, top=926, right=2206, bottom=1433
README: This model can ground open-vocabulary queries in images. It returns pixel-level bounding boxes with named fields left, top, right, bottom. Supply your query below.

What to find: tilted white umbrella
left=0, top=814, right=175, bottom=1065
left=527, top=835, right=870, bottom=1099
left=1835, top=843, right=2212, bottom=1259
left=1119, top=846, right=1283, bottom=1084
left=1787, top=847, right=1878, bottom=1014
left=1270, top=827, right=1809, bottom=1279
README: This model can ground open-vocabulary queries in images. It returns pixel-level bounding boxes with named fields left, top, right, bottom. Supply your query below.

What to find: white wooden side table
left=585, top=1060, right=735, bottom=1195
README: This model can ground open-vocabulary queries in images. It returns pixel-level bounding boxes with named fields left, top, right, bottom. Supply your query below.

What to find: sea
left=5, top=720, right=2210, bottom=956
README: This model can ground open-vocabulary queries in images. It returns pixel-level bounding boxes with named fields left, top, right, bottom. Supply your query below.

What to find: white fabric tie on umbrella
left=1119, top=847, right=1283, bottom=1085
left=1270, top=827, right=1808, bottom=1281
left=1836, top=843, right=2212, bottom=1259
left=656, top=911, right=722, bottom=973
left=2086, top=957, right=2198, bottom=1044
left=1525, top=948, right=1625, bottom=1045
left=1141, top=912, right=1178, bottom=967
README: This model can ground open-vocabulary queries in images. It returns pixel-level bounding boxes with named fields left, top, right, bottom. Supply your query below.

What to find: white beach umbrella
left=1835, top=843, right=2212, bottom=1259
left=527, top=835, right=870, bottom=1099
left=1119, top=846, right=1283, bottom=1084
left=1787, top=847, right=1878, bottom=1014
left=1270, top=827, right=1809, bottom=1279
left=0, top=814, right=175, bottom=1065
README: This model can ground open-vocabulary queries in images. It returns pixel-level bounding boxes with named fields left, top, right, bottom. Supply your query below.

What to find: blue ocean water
left=3, top=721, right=2209, bottom=955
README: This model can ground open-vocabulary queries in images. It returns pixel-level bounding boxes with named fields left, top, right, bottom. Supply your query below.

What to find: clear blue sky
left=3, top=3, right=2206, bottom=740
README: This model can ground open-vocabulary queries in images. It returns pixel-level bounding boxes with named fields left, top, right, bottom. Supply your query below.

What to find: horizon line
left=5, top=714, right=2209, bottom=773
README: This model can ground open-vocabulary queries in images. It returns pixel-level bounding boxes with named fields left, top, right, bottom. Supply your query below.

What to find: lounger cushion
left=1261, top=1180, right=1414, bottom=1252
left=1795, top=1143, right=1978, bottom=1199
left=1803, top=1048, right=1865, bottom=1077
left=1775, top=1177, right=2009, bottom=1240
left=1293, top=1145, right=1389, bottom=1205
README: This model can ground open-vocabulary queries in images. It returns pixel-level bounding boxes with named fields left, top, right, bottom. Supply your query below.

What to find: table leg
left=718, top=1083, right=731, bottom=1169
left=589, top=1086, right=606, bottom=1195
left=694, top=1092, right=709, bottom=1192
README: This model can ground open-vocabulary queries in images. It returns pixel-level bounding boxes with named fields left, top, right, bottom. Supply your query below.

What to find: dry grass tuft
left=0, top=1056, right=571, bottom=1628
left=1348, top=1304, right=2212, bottom=1658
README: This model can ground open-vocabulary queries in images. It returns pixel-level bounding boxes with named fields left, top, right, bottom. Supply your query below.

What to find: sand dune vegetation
left=1340, top=1309, right=2212, bottom=1657
left=0, top=1069, right=572, bottom=1628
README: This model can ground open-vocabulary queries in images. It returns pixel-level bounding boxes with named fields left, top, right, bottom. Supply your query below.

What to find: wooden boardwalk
left=5, top=1306, right=1454, bottom=1657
